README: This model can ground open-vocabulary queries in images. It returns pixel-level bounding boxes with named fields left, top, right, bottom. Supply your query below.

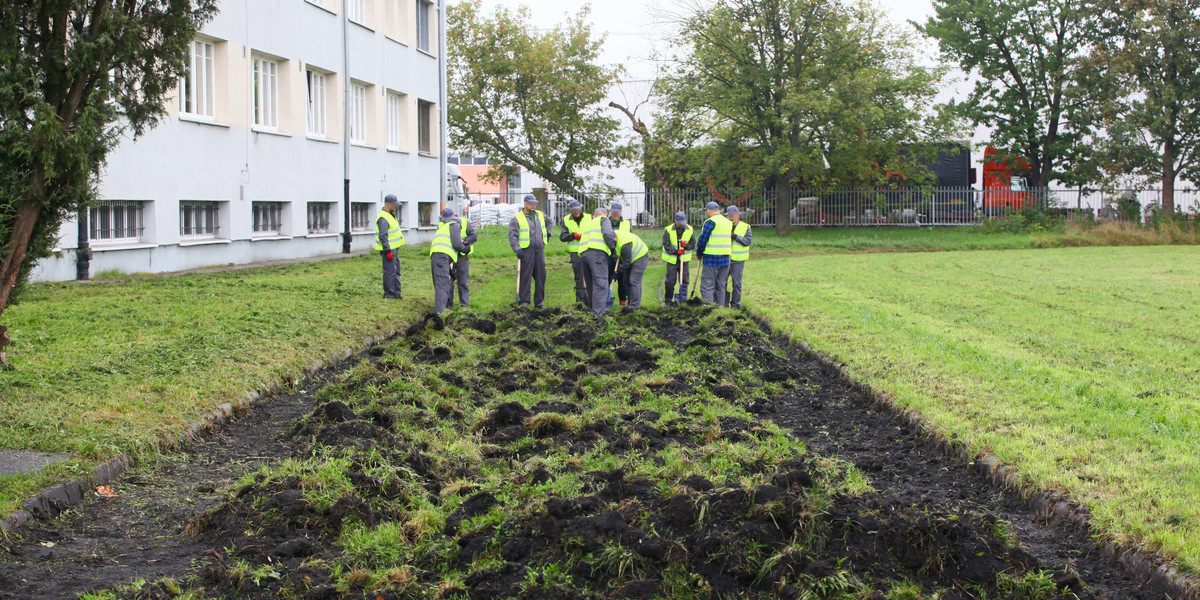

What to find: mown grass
left=744, top=246, right=1200, bottom=572
left=0, top=244, right=509, bottom=516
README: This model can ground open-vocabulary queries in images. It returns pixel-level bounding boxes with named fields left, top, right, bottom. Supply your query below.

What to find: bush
left=980, top=207, right=1065, bottom=234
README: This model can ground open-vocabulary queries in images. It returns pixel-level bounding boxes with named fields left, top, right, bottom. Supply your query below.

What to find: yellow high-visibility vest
left=704, top=214, right=733, bottom=256
left=661, top=224, right=694, bottom=264
left=429, top=220, right=457, bottom=259
left=616, top=230, right=648, bottom=262
left=584, top=216, right=611, bottom=255
left=515, top=210, right=549, bottom=248
left=731, top=221, right=751, bottom=262
left=374, top=210, right=405, bottom=251
left=563, top=214, right=589, bottom=254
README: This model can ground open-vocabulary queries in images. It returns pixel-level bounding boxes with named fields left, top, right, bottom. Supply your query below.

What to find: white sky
left=456, top=0, right=941, bottom=80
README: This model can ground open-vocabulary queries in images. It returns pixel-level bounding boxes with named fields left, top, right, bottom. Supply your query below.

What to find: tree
left=919, top=0, right=1097, bottom=190
left=447, top=0, right=630, bottom=200
left=0, top=1, right=217, bottom=364
left=663, top=0, right=953, bottom=234
left=1090, top=0, right=1200, bottom=214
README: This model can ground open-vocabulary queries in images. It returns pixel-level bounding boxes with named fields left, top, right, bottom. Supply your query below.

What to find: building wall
left=31, top=0, right=446, bottom=282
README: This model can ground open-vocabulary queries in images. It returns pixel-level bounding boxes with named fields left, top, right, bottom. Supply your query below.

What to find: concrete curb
left=752, top=313, right=1198, bottom=600
left=0, top=332, right=392, bottom=535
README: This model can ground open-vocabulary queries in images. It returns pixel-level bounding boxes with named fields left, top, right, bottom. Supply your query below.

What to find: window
left=473, top=156, right=488, bottom=166
left=349, top=83, right=367, bottom=144
left=180, top=40, right=215, bottom=118
left=90, top=201, right=145, bottom=243
left=348, top=0, right=366, bottom=23
left=418, top=202, right=435, bottom=227
left=387, top=92, right=406, bottom=149
left=418, top=100, right=433, bottom=154
left=180, top=201, right=220, bottom=238
left=351, top=203, right=373, bottom=231
left=417, top=0, right=432, bottom=52
left=308, top=203, right=332, bottom=234
left=306, top=70, right=327, bottom=136
left=447, top=156, right=459, bottom=165
left=253, top=57, right=279, bottom=129
left=252, top=202, right=284, bottom=235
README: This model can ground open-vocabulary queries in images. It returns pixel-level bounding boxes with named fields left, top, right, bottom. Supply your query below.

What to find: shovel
left=514, top=258, right=522, bottom=306
left=674, top=257, right=688, bottom=303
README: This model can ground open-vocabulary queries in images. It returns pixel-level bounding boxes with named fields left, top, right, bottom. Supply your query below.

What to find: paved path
left=0, top=450, right=72, bottom=477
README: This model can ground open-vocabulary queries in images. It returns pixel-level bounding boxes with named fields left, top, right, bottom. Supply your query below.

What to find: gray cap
left=568, top=200, right=582, bottom=210
left=594, top=207, right=609, bottom=216
left=523, top=194, right=538, bottom=203
left=675, top=211, right=687, bottom=224
left=384, top=194, right=399, bottom=205
left=441, top=207, right=455, bottom=218
left=610, top=202, right=623, bottom=212
left=705, top=201, right=720, bottom=211
left=726, top=205, right=740, bottom=214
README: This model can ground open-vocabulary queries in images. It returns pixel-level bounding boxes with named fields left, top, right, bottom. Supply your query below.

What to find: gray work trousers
left=699, top=262, right=730, bottom=305
left=431, top=253, right=453, bottom=314
left=382, top=253, right=402, bottom=299
left=452, top=256, right=471, bottom=308
left=518, top=248, right=546, bottom=307
left=582, top=249, right=611, bottom=316
left=621, top=256, right=649, bottom=310
left=727, top=261, right=745, bottom=308
left=664, top=259, right=691, bottom=302
left=570, top=253, right=589, bottom=304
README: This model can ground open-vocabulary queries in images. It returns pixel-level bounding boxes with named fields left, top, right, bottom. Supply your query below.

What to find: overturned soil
left=0, top=307, right=1165, bottom=599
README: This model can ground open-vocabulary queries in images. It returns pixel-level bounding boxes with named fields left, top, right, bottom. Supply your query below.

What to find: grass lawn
left=4, top=222, right=1198, bottom=578
left=0, top=243, right=512, bottom=516
left=744, top=246, right=1200, bottom=572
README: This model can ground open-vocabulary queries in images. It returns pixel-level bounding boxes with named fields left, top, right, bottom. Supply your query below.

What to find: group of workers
left=374, top=193, right=751, bottom=316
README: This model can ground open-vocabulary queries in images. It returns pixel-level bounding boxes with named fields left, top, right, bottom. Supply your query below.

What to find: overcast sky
left=455, top=0, right=942, bottom=81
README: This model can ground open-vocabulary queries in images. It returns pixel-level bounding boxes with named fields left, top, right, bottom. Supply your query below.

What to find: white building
left=32, top=0, right=447, bottom=282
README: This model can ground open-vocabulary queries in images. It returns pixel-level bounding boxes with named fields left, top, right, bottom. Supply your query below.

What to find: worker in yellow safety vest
left=614, top=229, right=650, bottom=311
left=581, top=207, right=616, bottom=316
left=607, top=202, right=633, bottom=306
left=374, top=194, right=405, bottom=299
left=507, top=194, right=551, bottom=308
left=661, top=211, right=693, bottom=303
left=558, top=199, right=590, bottom=305
left=694, top=201, right=732, bottom=305
left=430, top=207, right=470, bottom=314
left=726, top=205, right=752, bottom=309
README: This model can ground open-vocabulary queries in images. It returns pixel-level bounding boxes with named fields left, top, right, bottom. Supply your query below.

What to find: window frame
left=180, top=40, right=216, bottom=119
left=252, top=56, right=280, bottom=130
left=306, top=69, right=328, bottom=137
left=180, top=201, right=221, bottom=239
left=307, top=202, right=334, bottom=234
left=349, top=82, right=368, bottom=144
left=252, top=202, right=286, bottom=237
left=351, top=202, right=374, bottom=232
left=90, top=201, right=146, bottom=244
left=386, top=91, right=406, bottom=150
left=348, top=0, right=367, bottom=25
left=417, top=99, right=433, bottom=154
left=416, top=0, right=432, bottom=52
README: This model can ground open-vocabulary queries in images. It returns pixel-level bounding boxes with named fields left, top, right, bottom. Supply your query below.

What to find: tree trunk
left=1161, top=138, right=1176, bottom=215
left=0, top=198, right=43, bottom=362
left=775, top=176, right=792, bottom=235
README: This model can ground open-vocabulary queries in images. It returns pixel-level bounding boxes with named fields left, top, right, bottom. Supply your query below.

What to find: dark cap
left=441, top=207, right=455, bottom=218
left=705, top=201, right=720, bottom=211
left=675, top=211, right=687, bottom=224
left=610, top=202, right=623, bottom=212
left=523, top=194, right=538, bottom=204
left=569, top=200, right=582, bottom=210
left=384, top=194, right=400, bottom=205
left=726, top=205, right=740, bottom=214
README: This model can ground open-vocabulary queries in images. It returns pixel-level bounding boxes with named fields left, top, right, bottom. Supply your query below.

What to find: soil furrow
left=0, top=307, right=1167, bottom=600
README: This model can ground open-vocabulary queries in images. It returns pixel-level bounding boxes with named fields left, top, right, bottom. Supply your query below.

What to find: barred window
left=308, top=203, right=332, bottom=234
left=253, top=202, right=284, bottom=235
left=90, top=201, right=145, bottom=242
left=351, top=203, right=373, bottom=231
left=180, top=201, right=220, bottom=237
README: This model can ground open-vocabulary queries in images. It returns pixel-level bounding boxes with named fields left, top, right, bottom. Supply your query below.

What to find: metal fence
left=456, top=188, right=1200, bottom=228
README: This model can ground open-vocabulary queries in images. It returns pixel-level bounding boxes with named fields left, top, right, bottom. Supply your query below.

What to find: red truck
left=982, top=146, right=1034, bottom=214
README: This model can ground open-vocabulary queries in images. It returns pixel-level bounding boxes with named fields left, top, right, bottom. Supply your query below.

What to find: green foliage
left=0, top=1, right=218, bottom=316
left=980, top=207, right=1065, bottom=234
left=918, top=0, right=1098, bottom=189
left=996, top=570, right=1070, bottom=599
left=657, top=0, right=958, bottom=197
left=1087, top=0, right=1200, bottom=213
left=447, top=0, right=631, bottom=198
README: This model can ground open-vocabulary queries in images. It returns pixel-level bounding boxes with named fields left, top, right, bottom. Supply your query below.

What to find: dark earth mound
left=0, top=307, right=1164, bottom=600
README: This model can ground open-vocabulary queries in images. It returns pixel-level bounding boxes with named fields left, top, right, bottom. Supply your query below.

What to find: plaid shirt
left=695, top=219, right=731, bottom=268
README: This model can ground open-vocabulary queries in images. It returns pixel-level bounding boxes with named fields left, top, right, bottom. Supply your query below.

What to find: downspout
left=341, top=0, right=352, bottom=253
left=75, top=206, right=90, bottom=280
left=438, top=0, right=448, bottom=214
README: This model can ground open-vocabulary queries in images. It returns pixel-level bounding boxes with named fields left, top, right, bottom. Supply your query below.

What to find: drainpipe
left=438, top=0, right=448, bottom=214
left=75, top=206, right=91, bottom=280
left=341, top=0, right=352, bottom=254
